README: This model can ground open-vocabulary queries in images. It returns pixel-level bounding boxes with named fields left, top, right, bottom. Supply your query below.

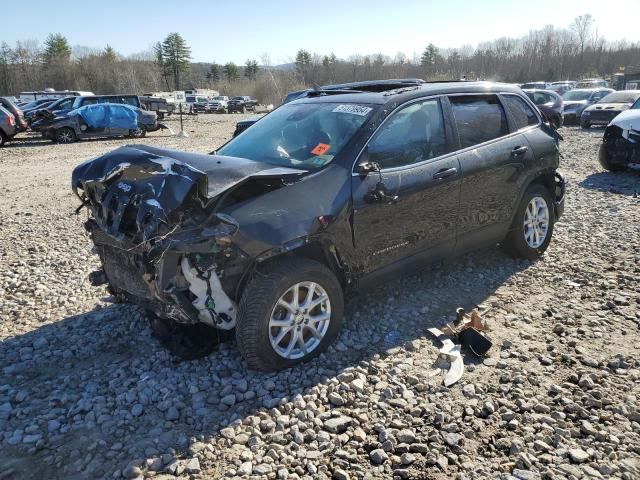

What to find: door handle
left=432, top=167, right=458, bottom=180
left=512, top=146, right=529, bottom=156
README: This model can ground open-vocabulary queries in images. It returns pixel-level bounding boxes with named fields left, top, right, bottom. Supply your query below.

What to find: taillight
left=6, top=115, right=14, bottom=126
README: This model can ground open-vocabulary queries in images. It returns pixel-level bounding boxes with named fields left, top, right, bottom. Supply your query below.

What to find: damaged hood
left=608, top=109, right=640, bottom=130
left=72, top=144, right=307, bottom=241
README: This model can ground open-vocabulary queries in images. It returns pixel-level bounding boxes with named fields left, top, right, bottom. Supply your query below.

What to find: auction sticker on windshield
left=332, top=104, right=372, bottom=116
left=311, top=143, right=330, bottom=155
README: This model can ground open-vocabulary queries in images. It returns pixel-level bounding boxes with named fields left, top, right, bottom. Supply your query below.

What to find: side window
left=60, top=98, right=74, bottom=109
left=449, top=95, right=509, bottom=149
left=82, top=98, right=99, bottom=106
left=368, top=98, right=448, bottom=169
left=503, top=95, right=538, bottom=130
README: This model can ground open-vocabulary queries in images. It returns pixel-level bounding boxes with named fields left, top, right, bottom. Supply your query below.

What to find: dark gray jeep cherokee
left=72, top=81, right=565, bottom=371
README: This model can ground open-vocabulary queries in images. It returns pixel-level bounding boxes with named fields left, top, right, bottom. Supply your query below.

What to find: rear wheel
left=502, top=185, right=555, bottom=260
left=55, top=127, right=76, bottom=144
left=0, top=132, right=6, bottom=147
left=129, top=125, right=146, bottom=138
left=236, top=257, right=344, bottom=371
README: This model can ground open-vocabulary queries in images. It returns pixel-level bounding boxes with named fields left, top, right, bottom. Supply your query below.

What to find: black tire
left=240, top=106, right=246, bottom=114
left=580, top=120, right=591, bottom=129
left=0, top=132, right=6, bottom=147
left=236, top=257, right=344, bottom=372
left=598, top=144, right=624, bottom=172
left=129, top=125, right=146, bottom=138
left=502, top=184, right=555, bottom=260
left=55, top=127, right=76, bottom=144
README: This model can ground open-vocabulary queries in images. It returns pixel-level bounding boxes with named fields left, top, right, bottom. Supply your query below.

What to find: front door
left=351, top=97, right=461, bottom=275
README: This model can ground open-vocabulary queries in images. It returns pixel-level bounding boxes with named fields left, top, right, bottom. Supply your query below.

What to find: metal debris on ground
left=427, top=307, right=495, bottom=386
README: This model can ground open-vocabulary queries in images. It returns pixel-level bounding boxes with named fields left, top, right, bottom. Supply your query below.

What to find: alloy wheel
left=523, top=196, right=549, bottom=248
left=268, top=281, right=331, bottom=359
left=57, top=130, right=74, bottom=143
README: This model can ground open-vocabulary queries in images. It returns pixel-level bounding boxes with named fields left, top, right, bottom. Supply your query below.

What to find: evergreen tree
left=224, top=62, right=239, bottom=81
left=103, top=45, right=117, bottom=63
left=160, top=32, right=192, bottom=90
left=244, top=59, right=259, bottom=80
left=206, top=63, right=221, bottom=82
left=43, top=33, right=71, bottom=64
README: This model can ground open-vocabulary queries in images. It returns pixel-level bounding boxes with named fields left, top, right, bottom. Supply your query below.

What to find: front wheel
left=502, top=185, right=555, bottom=260
left=580, top=120, right=591, bottom=129
left=598, top=144, right=624, bottom=172
left=236, top=257, right=344, bottom=371
left=55, top=127, right=76, bottom=144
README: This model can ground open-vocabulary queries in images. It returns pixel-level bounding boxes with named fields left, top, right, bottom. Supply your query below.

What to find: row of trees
left=1, top=17, right=639, bottom=105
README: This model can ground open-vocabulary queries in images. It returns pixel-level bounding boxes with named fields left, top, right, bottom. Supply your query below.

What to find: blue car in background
left=39, top=103, right=165, bottom=143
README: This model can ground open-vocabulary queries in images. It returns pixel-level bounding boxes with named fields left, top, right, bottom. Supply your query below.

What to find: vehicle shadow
left=0, top=246, right=529, bottom=479
left=579, top=170, right=640, bottom=196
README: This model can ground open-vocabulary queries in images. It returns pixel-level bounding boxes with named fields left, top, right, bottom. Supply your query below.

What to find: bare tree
left=571, top=14, right=594, bottom=71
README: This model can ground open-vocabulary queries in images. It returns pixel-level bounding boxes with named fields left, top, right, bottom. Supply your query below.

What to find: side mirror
left=355, top=147, right=381, bottom=175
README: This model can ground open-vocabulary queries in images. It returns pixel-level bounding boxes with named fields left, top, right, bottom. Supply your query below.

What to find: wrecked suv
left=72, top=82, right=565, bottom=371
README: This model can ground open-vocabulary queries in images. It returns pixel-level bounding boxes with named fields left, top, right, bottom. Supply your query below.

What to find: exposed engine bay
left=73, top=144, right=307, bottom=330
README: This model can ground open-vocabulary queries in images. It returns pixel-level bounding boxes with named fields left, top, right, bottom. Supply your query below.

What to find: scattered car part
left=458, top=328, right=493, bottom=356
left=427, top=327, right=465, bottom=387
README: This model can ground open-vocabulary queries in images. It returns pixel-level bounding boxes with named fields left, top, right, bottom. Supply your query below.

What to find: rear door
left=447, top=93, right=535, bottom=251
left=351, top=96, right=462, bottom=274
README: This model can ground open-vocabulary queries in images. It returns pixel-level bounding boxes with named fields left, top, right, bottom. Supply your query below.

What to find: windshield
left=217, top=102, right=374, bottom=169
left=212, top=96, right=225, bottom=101
left=231, top=96, right=244, bottom=100
left=563, top=90, right=592, bottom=101
left=599, top=91, right=640, bottom=104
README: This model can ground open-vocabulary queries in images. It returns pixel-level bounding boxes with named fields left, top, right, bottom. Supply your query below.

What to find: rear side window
left=369, top=98, right=449, bottom=169
left=503, top=94, right=538, bottom=130
left=449, top=95, right=509, bottom=149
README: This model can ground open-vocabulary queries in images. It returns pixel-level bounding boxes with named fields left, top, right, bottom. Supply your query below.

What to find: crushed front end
left=600, top=124, right=640, bottom=170
left=73, top=145, right=256, bottom=330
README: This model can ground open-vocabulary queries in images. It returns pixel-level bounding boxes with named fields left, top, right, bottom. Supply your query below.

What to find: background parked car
left=139, top=96, right=174, bottom=119
left=43, top=103, right=160, bottom=143
left=580, top=90, right=640, bottom=128
left=0, top=106, right=18, bottom=147
left=70, top=94, right=141, bottom=110
left=0, top=96, right=28, bottom=131
left=576, top=78, right=608, bottom=88
left=523, top=89, right=564, bottom=127
left=185, top=95, right=209, bottom=113
left=549, top=81, right=575, bottom=96
left=521, top=81, right=550, bottom=90
left=206, top=96, right=229, bottom=113
left=227, top=96, right=258, bottom=113
left=27, top=96, right=76, bottom=126
left=561, top=88, right=613, bottom=124
left=598, top=97, right=640, bottom=171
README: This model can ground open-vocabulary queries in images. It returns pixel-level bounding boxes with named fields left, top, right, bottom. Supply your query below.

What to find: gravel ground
left=0, top=117, right=639, bottom=480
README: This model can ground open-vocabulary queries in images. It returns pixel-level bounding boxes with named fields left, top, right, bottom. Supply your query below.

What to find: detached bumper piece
left=554, top=171, right=566, bottom=220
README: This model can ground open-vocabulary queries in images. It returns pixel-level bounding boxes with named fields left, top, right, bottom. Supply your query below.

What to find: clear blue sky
left=3, top=0, right=639, bottom=64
